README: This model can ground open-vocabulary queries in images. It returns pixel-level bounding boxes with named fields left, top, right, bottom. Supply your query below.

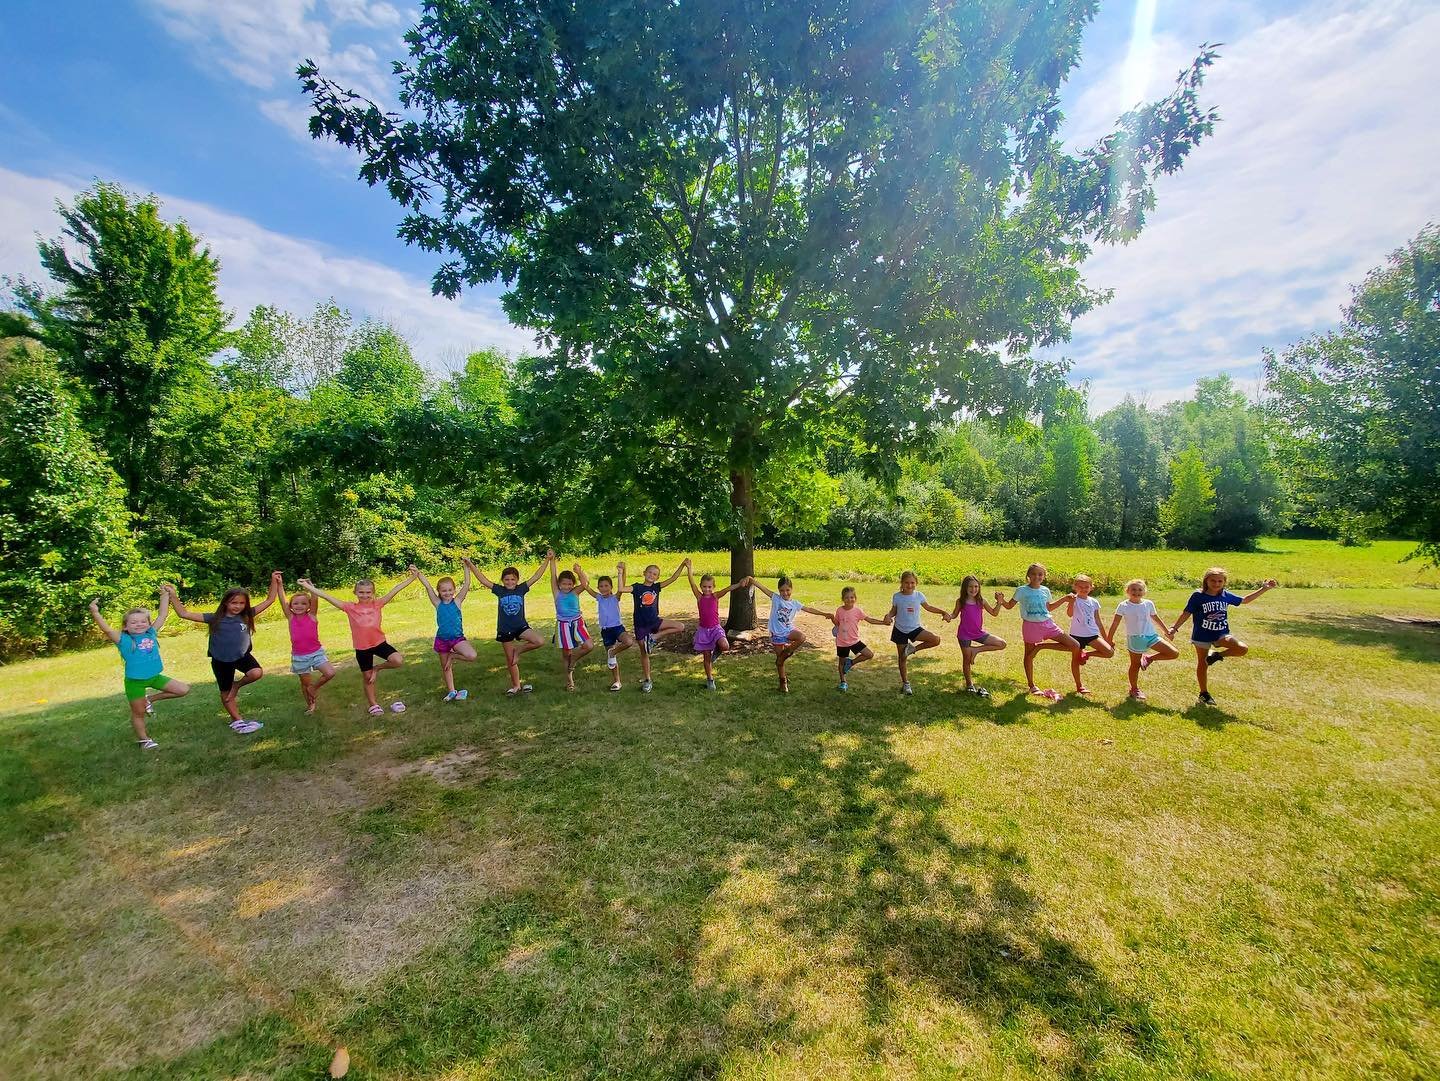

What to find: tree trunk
left=725, top=466, right=758, bottom=632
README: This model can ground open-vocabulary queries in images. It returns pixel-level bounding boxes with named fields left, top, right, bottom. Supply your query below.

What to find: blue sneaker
left=842, top=657, right=854, bottom=675
left=455, top=688, right=469, bottom=701
left=838, top=680, right=848, bottom=692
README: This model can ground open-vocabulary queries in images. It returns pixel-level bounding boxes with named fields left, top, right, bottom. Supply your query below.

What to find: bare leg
left=128, top=698, right=151, bottom=742
left=363, top=668, right=380, bottom=709
left=441, top=652, right=456, bottom=693
left=502, top=641, right=521, bottom=691
left=1194, top=644, right=1209, bottom=694
left=1023, top=643, right=1038, bottom=690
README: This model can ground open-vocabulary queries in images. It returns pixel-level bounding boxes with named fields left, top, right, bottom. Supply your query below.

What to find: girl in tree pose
left=1107, top=578, right=1179, bottom=701
left=830, top=586, right=890, bottom=692
left=299, top=570, right=419, bottom=715
left=278, top=577, right=336, bottom=714
left=747, top=575, right=832, bottom=693
left=884, top=570, right=948, bottom=695
left=90, top=591, right=190, bottom=749
left=996, top=563, right=1081, bottom=700
left=167, top=573, right=281, bottom=734
left=625, top=557, right=690, bottom=693
left=947, top=575, right=1007, bottom=698
left=1170, top=568, right=1278, bottom=706
left=1065, top=573, right=1115, bottom=695
left=686, top=565, right=743, bottom=690
left=415, top=562, right=478, bottom=700
left=552, top=560, right=595, bottom=690
left=467, top=552, right=552, bottom=695
left=576, top=563, right=632, bottom=692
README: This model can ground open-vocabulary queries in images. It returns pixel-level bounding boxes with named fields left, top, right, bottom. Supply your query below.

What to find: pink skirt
left=694, top=624, right=728, bottom=653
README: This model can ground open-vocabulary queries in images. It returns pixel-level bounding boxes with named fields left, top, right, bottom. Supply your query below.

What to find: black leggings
left=211, top=653, right=261, bottom=694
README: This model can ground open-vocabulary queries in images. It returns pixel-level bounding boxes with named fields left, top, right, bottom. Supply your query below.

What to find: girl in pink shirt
left=278, top=580, right=336, bottom=714
left=947, top=575, right=1008, bottom=698
left=829, top=587, right=889, bottom=691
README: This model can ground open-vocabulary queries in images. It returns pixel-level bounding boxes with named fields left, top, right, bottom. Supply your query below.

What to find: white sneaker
left=609, top=681, right=622, bottom=692
left=904, top=641, right=918, bottom=658
left=234, top=720, right=263, bottom=734
left=390, top=701, right=407, bottom=713
left=641, top=679, right=653, bottom=693
left=901, top=682, right=913, bottom=696
left=706, top=678, right=716, bottom=691
left=137, top=738, right=159, bottom=750
left=607, top=653, right=618, bottom=670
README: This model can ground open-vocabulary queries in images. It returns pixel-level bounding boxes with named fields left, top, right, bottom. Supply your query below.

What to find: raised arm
left=1243, top=579, right=1278, bottom=603
left=297, top=577, right=347, bottom=610
left=616, top=561, right=627, bottom=592
left=1047, top=592, right=1074, bottom=612
left=659, top=557, right=690, bottom=588
left=380, top=567, right=420, bottom=604
left=995, top=590, right=1016, bottom=610
left=526, top=550, right=555, bottom=588
left=89, top=599, right=120, bottom=643
left=574, top=563, right=596, bottom=598
left=412, top=563, right=440, bottom=605
left=981, top=596, right=1003, bottom=617
left=685, top=563, right=702, bottom=598
left=749, top=577, right=775, bottom=599
left=456, top=561, right=472, bottom=603
left=549, top=553, right=561, bottom=596
left=154, top=586, right=172, bottom=632
left=163, top=583, right=206, bottom=623
left=463, top=557, right=494, bottom=590
left=252, top=570, right=283, bottom=616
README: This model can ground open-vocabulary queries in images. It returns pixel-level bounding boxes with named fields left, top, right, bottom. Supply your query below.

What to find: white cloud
left=0, top=166, right=536, bottom=366
left=140, top=0, right=403, bottom=139
left=1054, top=0, right=1440, bottom=411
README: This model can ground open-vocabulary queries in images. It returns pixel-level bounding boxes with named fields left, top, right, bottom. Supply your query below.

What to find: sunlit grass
left=2, top=547, right=1438, bottom=1078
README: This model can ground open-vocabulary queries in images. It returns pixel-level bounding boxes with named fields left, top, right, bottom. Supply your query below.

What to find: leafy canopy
left=301, top=0, right=1218, bottom=534
left=1265, top=223, right=1440, bottom=561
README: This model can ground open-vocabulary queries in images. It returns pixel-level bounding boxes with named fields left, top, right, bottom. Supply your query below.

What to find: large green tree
left=1265, top=224, right=1440, bottom=562
left=12, top=183, right=231, bottom=508
left=0, top=338, right=144, bottom=655
left=303, top=0, right=1218, bottom=626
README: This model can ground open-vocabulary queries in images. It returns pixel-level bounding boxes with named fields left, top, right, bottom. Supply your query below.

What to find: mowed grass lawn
left=2, top=542, right=1439, bottom=1079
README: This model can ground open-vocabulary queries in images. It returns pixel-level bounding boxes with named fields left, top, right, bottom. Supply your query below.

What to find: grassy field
left=2, top=542, right=1439, bottom=1079
left=660, top=538, right=1440, bottom=592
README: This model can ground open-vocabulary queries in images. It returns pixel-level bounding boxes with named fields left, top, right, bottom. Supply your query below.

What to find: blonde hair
left=1202, top=567, right=1228, bottom=587
left=1073, top=573, right=1092, bottom=585
left=1125, top=578, right=1147, bottom=593
left=122, top=607, right=151, bottom=627
left=437, top=576, right=456, bottom=591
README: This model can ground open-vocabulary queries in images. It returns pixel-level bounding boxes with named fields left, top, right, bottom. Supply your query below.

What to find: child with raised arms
left=577, top=563, right=631, bottom=692
left=1066, top=573, right=1115, bottom=696
left=626, top=557, right=689, bottom=693
left=883, top=570, right=947, bottom=696
left=415, top=562, right=477, bottom=701
left=1170, top=568, right=1278, bottom=706
left=996, top=563, right=1081, bottom=700
left=166, top=573, right=281, bottom=734
left=277, top=577, right=336, bottom=714
left=299, top=569, right=419, bottom=715
left=1107, top=578, right=1179, bottom=701
left=747, top=575, right=832, bottom=693
left=686, top=565, right=742, bottom=691
left=948, top=575, right=1007, bottom=698
left=552, top=560, right=595, bottom=691
left=831, top=586, right=890, bottom=692
left=90, top=591, right=190, bottom=749
left=467, top=552, right=552, bottom=695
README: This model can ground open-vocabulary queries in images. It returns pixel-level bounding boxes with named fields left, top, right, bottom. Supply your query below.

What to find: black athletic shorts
left=355, top=641, right=399, bottom=671
left=496, top=625, right=532, bottom=644
left=836, top=642, right=868, bottom=658
left=1073, top=634, right=1099, bottom=649
left=890, top=626, right=923, bottom=645
left=210, top=652, right=261, bottom=694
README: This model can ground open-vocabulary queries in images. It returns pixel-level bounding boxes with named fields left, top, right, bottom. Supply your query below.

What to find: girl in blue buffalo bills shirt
left=1170, top=567, right=1278, bottom=707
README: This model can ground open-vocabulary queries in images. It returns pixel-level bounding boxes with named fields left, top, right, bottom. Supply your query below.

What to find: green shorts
left=124, top=673, right=174, bottom=702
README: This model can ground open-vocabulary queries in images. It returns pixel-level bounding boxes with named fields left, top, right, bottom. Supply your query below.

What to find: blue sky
left=2, top=0, right=1436, bottom=408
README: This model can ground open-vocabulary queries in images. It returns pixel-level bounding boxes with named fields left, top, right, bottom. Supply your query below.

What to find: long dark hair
left=960, top=575, right=982, bottom=604
left=211, top=588, right=256, bottom=635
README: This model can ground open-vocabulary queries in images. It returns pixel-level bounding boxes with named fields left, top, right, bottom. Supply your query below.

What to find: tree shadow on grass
left=1264, top=615, right=1440, bottom=665
left=12, top=647, right=1175, bottom=1079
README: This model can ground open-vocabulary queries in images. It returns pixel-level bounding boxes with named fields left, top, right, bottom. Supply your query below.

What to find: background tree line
left=1, top=185, right=1433, bottom=655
